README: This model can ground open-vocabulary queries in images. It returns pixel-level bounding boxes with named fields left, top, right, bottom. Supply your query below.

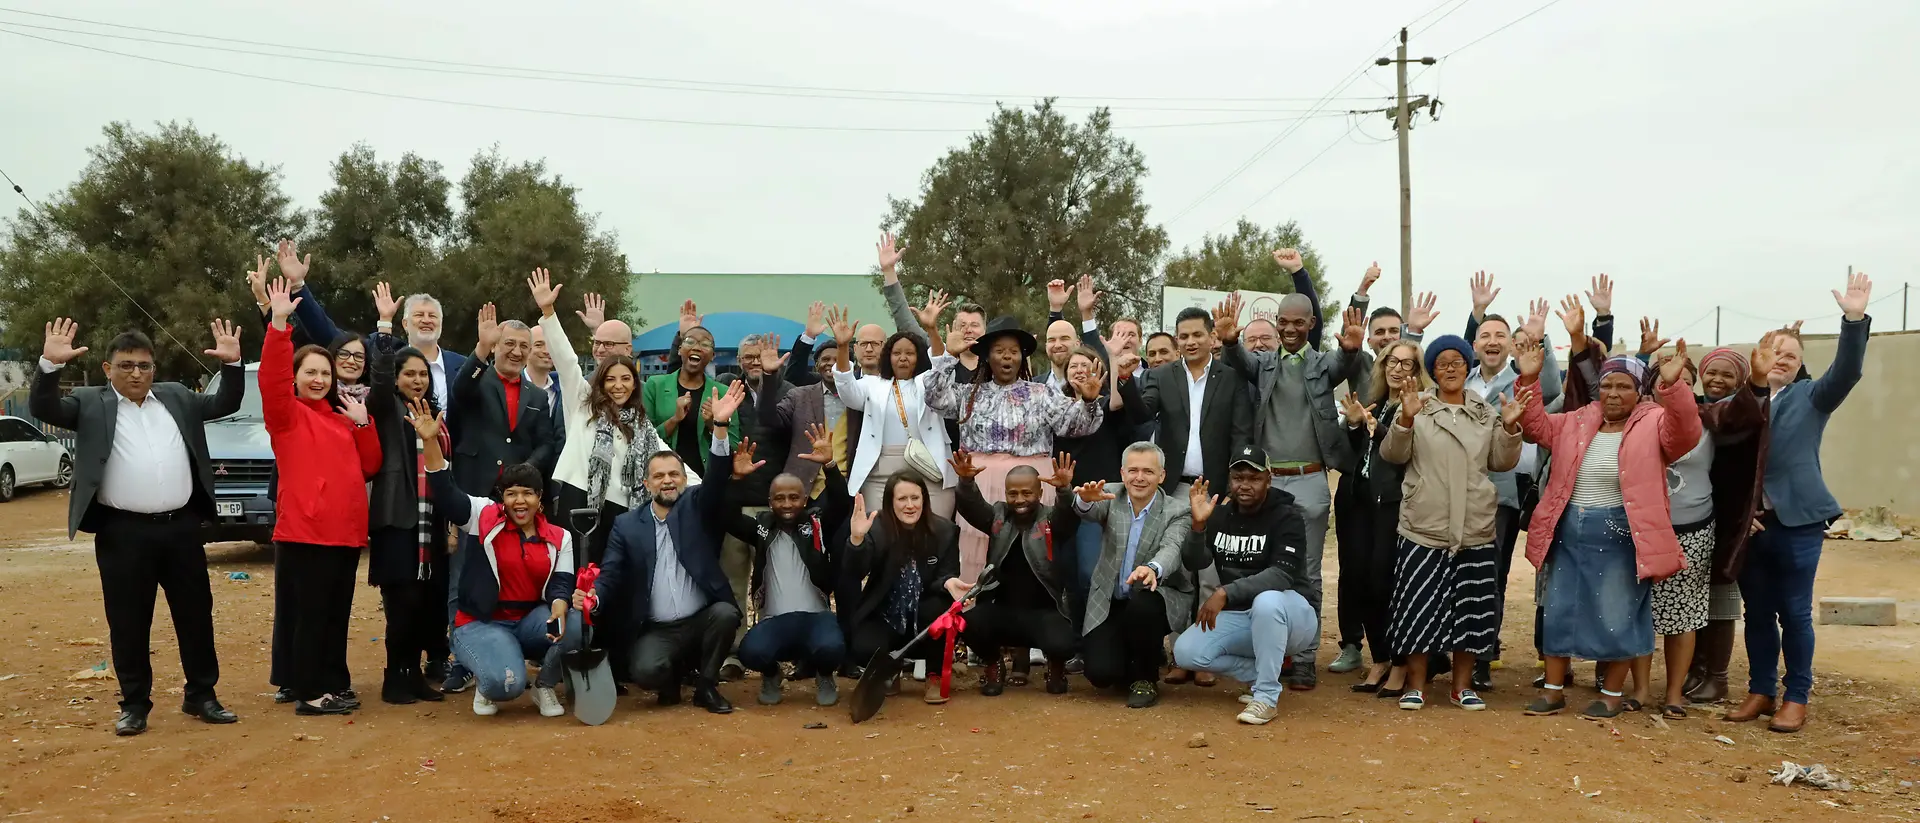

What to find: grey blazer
left=1218, top=340, right=1373, bottom=473
left=30, top=362, right=246, bottom=537
left=762, top=365, right=830, bottom=488
left=1075, top=484, right=1195, bottom=636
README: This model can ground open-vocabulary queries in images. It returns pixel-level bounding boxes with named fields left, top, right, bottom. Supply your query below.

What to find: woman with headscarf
left=922, top=316, right=1105, bottom=579
left=1682, top=346, right=1775, bottom=704
left=1512, top=338, right=1701, bottom=719
left=1378, top=334, right=1524, bottom=712
left=1336, top=337, right=1429, bottom=696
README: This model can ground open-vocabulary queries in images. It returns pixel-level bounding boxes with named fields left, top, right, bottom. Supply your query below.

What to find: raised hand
left=1212, top=292, right=1242, bottom=344
left=476, top=303, right=501, bottom=353
left=708, top=379, right=748, bottom=423
left=1075, top=273, right=1100, bottom=318
left=1555, top=295, right=1586, bottom=340
left=41, top=318, right=89, bottom=365
left=943, top=322, right=969, bottom=356
left=339, top=393, right=370, bottom=426
left=825, top=304, right=856, bottom=345
left=1338, top=305, right=1365, bottom=351
left=267, top=276, right=302, bottom=326
left=1074, top=480, right=1116, bottom=505
left=1188, top=478, right=1218, bottom=525
left=1396, top=381, right=1425, bottom=426
left=848, top=493, right=881, bottom=542
left=672, top=392, right=693, bottom=423
left=1502, top=386, right=1532, bottom=430
left=1658, top=339, right=1690, bottom=387
left=527, top=267, right=562, bottom=316
left=373, top=282, right=399, bottom=322
left=1521, top=298, right=1550, bottom=342
left=914, top=289, right=950, bottom=332
left=1112, top=351, right=1141, bottom=381
left=876, top=232, right=907, bottom=275
left=203, top=319, right=243, bottom=364
left=405, top=397, right=443, bottom=441
left=798, top=423, right=834, bottom=464
left=1586, top=274, right=1614, bottom=316
left=1070, top=371, right=1103, bottom=401
left=1358, top=261, right=1381, bottom=296
left=274, top=239, right=310, bottom=287
left=1042, top=453, right=1076, bottom=489
left=804, top=300, right=826, bottom=339
left=1406, top=291, right=1439, bottom=334
left=576, top=292, right=606, bottom=329
left=1637, top=317, right=1669, bottom=357
left=731, top=437, right=765, bottom=478
left=1338, top=391, right=1374, bottom=432
left=1469, top=271, right=1500, bottom=317
left=678, top=299, right=701, bottom=334
left=245, top=254, right=271, bottom=305
left=1834, top=271, right=1873, bottom=321
left=699, top=394, right=714, bottom=423
left=1513, top=337, right=1545, bottom=378
left=949, top=448, right=981, bottom=480
left=1271, top=248, right=1304, bottom=274
left=1046, top=279, right=1070, bottom=312
left=1748, top=342, right=1776, bottom=388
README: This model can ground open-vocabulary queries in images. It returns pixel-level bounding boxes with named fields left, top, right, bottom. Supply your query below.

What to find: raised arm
left=952, top=474, right=997, bottom=534
left=1810, top=276, right=1873, bottom=413
left=1651, top=346, right=1704, bottom=463
left=530, top=269, right=591, bottom=418
left=196, top=319, right=247, bottom=420
left=30, top=319, right=87, bottom=429
left=876, top=233, right=929, bottom=344
left=274, top=240, right=343, bottom=346
left=259, top=281, right=303, bottom=435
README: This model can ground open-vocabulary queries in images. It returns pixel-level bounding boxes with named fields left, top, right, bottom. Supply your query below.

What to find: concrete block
left=1818, top=597, right=1898, bottom=627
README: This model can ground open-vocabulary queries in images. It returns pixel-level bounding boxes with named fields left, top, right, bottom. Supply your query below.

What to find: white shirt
left=42, top=358, right=194, bottom=513
left=1182, top=357, right=1210, bottom=479
left=1466, top=361, right=1538, bottom=476
left=426, top=348, right=452, bottom=410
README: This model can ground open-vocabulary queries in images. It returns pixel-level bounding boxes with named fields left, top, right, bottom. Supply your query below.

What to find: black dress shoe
left=656, top=688, right=682, bottom=707
left=271, top=687, right=295, bottom=704
left=181, top=699, right=237, bottom=724
left=335, top=689, right=361, bottom=710
left=114, top=709, right=149, bottom=736
left=692, top=682, right=734, bottom=714
left=407, top=669, right=445, bottom=702
left=294, top=695, right=355, bottom=716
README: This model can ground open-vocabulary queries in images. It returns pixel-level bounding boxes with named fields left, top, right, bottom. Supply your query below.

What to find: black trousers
left=379, top=577, right=448, bottom=672
left=1487, top=473, right=1537, bottom=661
left=1332, top=473, right=1365, bottom=649
left=93, top=508, right=220, bottom=711
left=849, top=595, right=956, bottom=675
left=961, top=600, right=1078, bottom=661
left=552, top=484, right=631, bottom=679
left=277, top=543, right=360, bottom=701
left=628, top=602, right=742, bottom=690
left=1355, top=498, right=1403, bottom=665
left=1081, top=590, right=1171, bottom=688
left=271, top=545, right=356, bottom=691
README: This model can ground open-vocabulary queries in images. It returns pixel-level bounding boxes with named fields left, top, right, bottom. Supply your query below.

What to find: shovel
left=562, top=507, right=617, bottom=726
left=849, top=564, right=994, bottom=724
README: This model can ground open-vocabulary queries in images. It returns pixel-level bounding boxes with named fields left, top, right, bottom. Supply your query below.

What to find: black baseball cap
left=1229, top=444, right=1268, bottom=471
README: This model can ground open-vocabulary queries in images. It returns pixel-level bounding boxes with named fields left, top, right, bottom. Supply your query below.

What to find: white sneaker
left=472, top=691, right=497, bottom=716
left=1236, top=700, right=1279, bottom=725
left=1237, top=693, right=1255, bottom=704
left=532, top=686, right=565, bottom=717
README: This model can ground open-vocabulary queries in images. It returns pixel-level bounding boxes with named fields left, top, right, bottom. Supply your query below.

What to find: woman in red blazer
left=262, top=278, right=383, bottom=716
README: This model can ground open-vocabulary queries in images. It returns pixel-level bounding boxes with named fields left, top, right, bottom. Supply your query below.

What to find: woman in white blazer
left=827, top=307, right=956, bottom=519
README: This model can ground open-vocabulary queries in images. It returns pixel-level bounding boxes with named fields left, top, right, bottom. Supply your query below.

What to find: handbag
left=892, top=379, right=943, bottom=483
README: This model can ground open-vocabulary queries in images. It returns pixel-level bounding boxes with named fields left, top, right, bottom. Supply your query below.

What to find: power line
left=1443, top=0, right=1576, bottom=58
left=0, top=28, right=1349, bottom=134
left=0, top=166, right=216, bottom=376
left=1412, top=0, right=1476, bottom=37
left=1209, top=121, right=1361, bottom=232
left=0, top=7, right=1393, bottom=107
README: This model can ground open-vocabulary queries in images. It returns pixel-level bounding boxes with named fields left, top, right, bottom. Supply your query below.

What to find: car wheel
left=0, top=466, right=14, bottom=502
left=51, top=456, right=73, bottom=489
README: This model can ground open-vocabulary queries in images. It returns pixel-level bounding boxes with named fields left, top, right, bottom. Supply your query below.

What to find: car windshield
left=206, top=368, right=265, bottom=421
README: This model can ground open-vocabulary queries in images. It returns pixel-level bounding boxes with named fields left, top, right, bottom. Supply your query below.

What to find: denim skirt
left=1541, top=505, right=1654, bottom=661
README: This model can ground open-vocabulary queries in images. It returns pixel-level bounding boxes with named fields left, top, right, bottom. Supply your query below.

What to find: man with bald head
left=1215, top=290, right=1369, bottom=689
left=1045, top=275, right=1110, bottom=388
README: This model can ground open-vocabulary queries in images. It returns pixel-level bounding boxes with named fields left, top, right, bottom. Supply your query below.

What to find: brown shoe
left=1684, top=620, right=1734, bottom=704
left=1768, top=701, right=1808, bottom=733
left=1163, top=667, right=1194, bottom=685
left=1724, top=693, right=1776, bottom=723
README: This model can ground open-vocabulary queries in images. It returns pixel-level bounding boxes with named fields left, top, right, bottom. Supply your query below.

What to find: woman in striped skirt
left=1378, top=335, right=1525, bottom=712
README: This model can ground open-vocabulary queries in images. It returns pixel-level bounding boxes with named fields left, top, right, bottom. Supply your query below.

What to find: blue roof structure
left=631, top=311, right=805, bottom=357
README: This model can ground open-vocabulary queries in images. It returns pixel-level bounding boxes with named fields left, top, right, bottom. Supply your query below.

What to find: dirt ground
left=1, top=486, right=1917, bottom=823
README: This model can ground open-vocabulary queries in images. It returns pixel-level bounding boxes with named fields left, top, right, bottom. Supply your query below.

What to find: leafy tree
left=303, top=144, right=452, bottom=331
left=0, top=121, right=301, bottom=380
left=881, top=101, right=1169, bottom=332
left=1163, top=218, right=1336, bottom=327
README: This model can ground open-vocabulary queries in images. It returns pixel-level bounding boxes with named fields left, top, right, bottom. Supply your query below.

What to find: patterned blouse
left=923, top=366, right=1103, bottom=456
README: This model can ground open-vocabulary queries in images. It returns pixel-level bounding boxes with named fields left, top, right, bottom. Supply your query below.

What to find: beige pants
left=953, top=452, right=1057, bottom=583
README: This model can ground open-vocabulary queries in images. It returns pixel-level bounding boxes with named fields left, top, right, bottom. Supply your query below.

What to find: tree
left=1162, top=218, right=1336, bottom=327
left=304, top=144, right=453, bottom=331
left=881, top=101, right=1169, bottom=332
left=0, top=121, right=301, bottom=379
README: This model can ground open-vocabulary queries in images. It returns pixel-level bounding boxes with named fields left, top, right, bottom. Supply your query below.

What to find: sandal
left=1524, top=695, right=1568, bottom=716
left=1621, top=698, right=1644, bottom=713
left=1581, top=690, right=1627, bottom=719
left=1397, top=690, right=1425, bottom=711
left=1662, top=704, right=1688, bottom=719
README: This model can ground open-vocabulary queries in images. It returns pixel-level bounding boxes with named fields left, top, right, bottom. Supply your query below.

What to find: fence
left=1, top=389, right=77, bottom=454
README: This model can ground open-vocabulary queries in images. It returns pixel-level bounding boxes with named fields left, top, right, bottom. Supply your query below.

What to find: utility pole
left=1903, top=281, right=1909, bottom=330
left=1714, top=306, right=1721, bottom=347
left=1378, top=29, right=1436, bottom=311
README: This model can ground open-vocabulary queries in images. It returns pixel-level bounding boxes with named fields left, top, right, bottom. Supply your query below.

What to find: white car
left=0, top=416, right=73, bottom=502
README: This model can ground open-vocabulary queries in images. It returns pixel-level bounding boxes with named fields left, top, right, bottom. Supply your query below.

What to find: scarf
left=1699, top=347, right=1748, bottom=382
left=414, top=426, right=450, bottom=581
left=339, top=382, right=371, bottom=403
left=1599, top=355, right=1652, bottom=394
left=587, top=407, right=648, bottom=508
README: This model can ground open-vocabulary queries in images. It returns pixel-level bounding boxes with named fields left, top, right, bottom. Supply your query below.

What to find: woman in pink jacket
left=1511, top=339, right=1700, bottom=719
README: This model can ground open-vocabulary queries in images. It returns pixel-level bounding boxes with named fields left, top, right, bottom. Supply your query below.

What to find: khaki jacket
left=1380, top=391, right=1521, bottom=550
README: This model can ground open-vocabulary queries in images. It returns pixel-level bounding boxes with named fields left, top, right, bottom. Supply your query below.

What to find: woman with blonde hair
left=1337, top=337, right=1429, bottom=695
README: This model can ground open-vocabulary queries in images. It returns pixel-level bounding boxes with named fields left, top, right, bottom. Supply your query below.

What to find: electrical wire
left=1443, top=0, right=1575, bottom=58
left=0, top=167, right=215, bottom=375
left=0, top=7, right=1392, bottom=107
left=1208, top=120, right=1361, bottom=231
left=0, top=28, right=1349, bottom=134
left=1412, top=0, right=1475, bottom=37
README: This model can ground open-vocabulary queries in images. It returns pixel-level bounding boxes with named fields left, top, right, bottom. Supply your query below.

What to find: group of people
left=33, top=234, right=1874, bottom=737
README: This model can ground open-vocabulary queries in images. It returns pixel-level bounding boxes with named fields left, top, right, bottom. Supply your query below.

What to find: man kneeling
left=951, top=450, right=1081, bottom=695
left=1173, top=445, right=1318, bottom=725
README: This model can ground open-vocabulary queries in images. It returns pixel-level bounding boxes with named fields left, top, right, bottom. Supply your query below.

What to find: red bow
left=576, top=563, right=602, bottom=626
left=925, top=598, right=967, bottom=700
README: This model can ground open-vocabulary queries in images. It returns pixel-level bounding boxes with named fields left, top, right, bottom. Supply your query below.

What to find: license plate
left=216, top=501, right=243, bottom=517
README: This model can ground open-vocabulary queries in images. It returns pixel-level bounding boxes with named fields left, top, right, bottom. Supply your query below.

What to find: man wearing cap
left=1171, top=445, right=1316, bottom=724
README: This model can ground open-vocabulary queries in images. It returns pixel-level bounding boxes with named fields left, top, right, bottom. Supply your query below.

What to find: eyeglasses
left=1382, top=355, right=1414, bottom=371
left=334, top=351, right=366, bottom=363
left=1431, top=359, right=1467, bottom=373
left=591, top=339, right=628, bottom=349
left=854, top=341, right=884, bottom=349
left=111, top=361, right=154, bottom=374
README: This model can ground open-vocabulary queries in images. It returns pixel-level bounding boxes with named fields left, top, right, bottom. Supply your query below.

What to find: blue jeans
left=1738, top=513, right=1823, bottom=704
left=737, top=611, right=845, bottom=676
left=1172, top=589, right=1319, bottom=705
left=1269, top=473, right=1331, bottom=667
left=450, top=605, right=583, bottom=702
left=445, top=537, right=470, bottom=680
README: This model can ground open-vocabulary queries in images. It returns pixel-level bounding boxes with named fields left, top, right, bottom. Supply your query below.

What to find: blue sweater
left=1763, top=316, right=1870, bottom=528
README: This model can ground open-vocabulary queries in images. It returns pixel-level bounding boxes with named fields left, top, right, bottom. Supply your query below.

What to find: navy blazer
left=1762, top=315, right=1869, bottom=528
left=594, top=443, right=738, bottom=626
left=448, top=355, right=558, bottom=497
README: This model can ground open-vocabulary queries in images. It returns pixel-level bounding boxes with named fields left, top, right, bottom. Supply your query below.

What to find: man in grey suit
left=31, top=318, right=246, bottom=736
left=1070, top=442, right=1195, bottom=709
left=1214, top=293, right=1372, bottom=689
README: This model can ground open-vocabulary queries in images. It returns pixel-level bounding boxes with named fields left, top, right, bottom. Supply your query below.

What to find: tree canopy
left=1162, top=218, right=1337, bottom=326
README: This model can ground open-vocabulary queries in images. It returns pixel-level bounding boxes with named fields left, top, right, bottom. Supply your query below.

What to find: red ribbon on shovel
left=925, top=598, right=967, bottom=700
left=576, top=563, right=602, bottom=626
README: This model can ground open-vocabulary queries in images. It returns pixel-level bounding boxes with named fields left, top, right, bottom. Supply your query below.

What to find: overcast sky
left=2, top=0, right=1913, bottom=342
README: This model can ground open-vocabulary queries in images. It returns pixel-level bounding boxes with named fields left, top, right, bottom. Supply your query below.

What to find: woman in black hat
left=923, top=316, right=1105, bottom=577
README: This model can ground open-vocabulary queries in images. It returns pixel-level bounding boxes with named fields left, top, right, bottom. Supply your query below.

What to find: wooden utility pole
left=1714, top=305, right=1721, bottom=346
left=1378, top=29, right=1436, bottom=311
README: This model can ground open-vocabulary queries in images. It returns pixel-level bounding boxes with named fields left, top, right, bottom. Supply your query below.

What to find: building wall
left=625, top=272, right=893, bottom=332
left=1795, top=327, right=1918, bottom=516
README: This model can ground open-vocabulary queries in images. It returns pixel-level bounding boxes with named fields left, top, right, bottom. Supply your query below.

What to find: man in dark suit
left=449, top=306, right=558, bottom=497
left=30, top=318, right=245, bottom=736
left=1123, top=307, right=1255, bottom=498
